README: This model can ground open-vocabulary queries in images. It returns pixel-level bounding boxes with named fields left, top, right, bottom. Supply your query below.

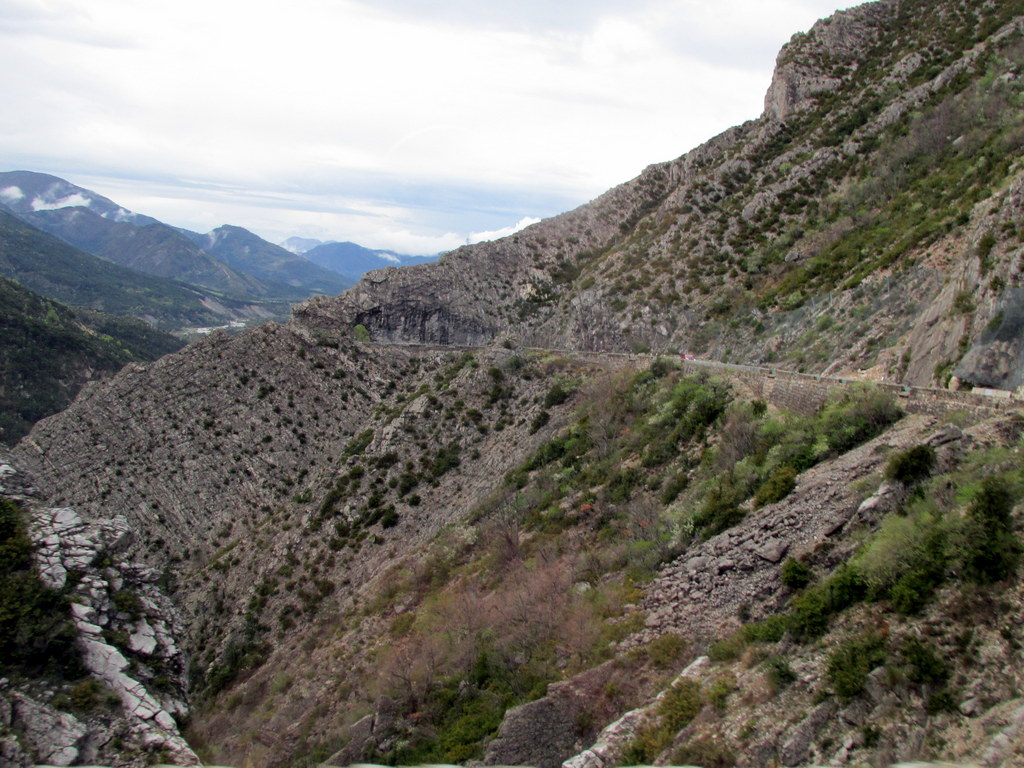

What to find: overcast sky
left=0, top=0, right=852, bottom=254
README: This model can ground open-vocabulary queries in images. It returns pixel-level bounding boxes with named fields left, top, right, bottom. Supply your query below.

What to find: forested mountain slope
left=0, top=276, right=183, bottom=444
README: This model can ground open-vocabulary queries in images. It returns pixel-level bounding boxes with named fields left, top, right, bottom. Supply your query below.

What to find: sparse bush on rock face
left=646, top=633, right=688, bottom=669
left=754, top=464, right=798, bottom=507
left=622, top=678, right=704, bottom=765
left=780, top=556, right=813, bottom=590
left=671, top=736, right=737, bottom=768
left=960, top=475, right=1021, bottom=584
left=885, top=444, right=936, bottom=484
left=827, top=633, right=887, bottom=700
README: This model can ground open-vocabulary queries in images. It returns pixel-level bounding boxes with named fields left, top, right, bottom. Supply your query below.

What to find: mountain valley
left=3, top=1, right=1024, bottom=767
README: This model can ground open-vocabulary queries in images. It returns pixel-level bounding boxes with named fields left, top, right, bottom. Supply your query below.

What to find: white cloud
left=0, top=186, right=24, bottom=203
left=30, top=191, right=91, bottom=211
left=469, top=217, right=542, bottom=245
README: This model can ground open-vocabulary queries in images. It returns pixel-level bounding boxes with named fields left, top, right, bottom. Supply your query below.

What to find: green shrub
left=380, top=507, right=399, bottom=529
left=889, top=563, right=942, bottom=614
left=763, top=656, right=796, bottom=690
left=658, top=678, right=703, bottom=732
left=671, top=736, right=736, bottom=768
left=529, top=410, right=550, bottom=434
left=708, top=631, right=747, bottom=662
left=754, top=465, right=798, bottom=507
left=343, top=429, right=374, bottom=457
left=621, top=678, right=704, bottom=764
left=824, top=564, right=868, bottom=611
left=646, top=633, right=687, bottom=669
left=780, top=557, right=813, bottom=590
left=788, top=587, right=830, bottom=639
left=620, top=726, right=666, bottom=766
left=960, top=476, right=1021, bottom=584
left=788, top=565, right=865, bottom=640
left=827, top=633, right=886, bottom=700
left=606, top=467, right=642, bottom=503
left=0, top=499, right=83, bottom=679
left=885, top=444, right=936, bottom=484
left=926, top=688, right=958, bottom=714
left=901, top=636, right=948, bottom=684
left=706, top=674, right=735, bottom=711
left=429, top=442, right=462, bottom=478
left=742, top=614, right=788, bottom=643
left=694, top=479, right=746, bottom=538
left=952, top=290, right=976, bottom=315
left=543, top=382, right=571, bottom=408
left=112, top=588, right=143, bottom=618
left=819, top=388, right=902, bottom=455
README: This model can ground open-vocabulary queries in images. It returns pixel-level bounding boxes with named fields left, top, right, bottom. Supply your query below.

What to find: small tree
left=780, top=557, right=813, bottom=589
left=884, top=444, right=936, bottom=485
left=961, top=476, right=1021, bottom=584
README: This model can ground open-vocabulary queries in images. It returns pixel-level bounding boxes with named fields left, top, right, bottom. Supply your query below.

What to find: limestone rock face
left=559, top=657, right=711, bottom=768
left=0, top=461, right=197, bottom=767
left=32, top=506, right=196, bottom=763
left=8, top=692, right=87, bottom=767
left=764, top=2, right=892, bottom=121
left=484, top=696, right=584, bottom=768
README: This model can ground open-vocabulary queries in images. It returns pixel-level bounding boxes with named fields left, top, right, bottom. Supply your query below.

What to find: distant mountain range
left=0, top=206, right=291, bottom=331
left=301, top=240, right=437, bottom=282
left=0, top=170, right=441, bottom=437
left=0, top=171, right=351, bottom=302
left=0, top=170, right=440, bottom=330
left=179, top=224, right=351, bottom=298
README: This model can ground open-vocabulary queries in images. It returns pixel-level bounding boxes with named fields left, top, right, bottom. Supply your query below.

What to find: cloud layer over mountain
left=1, top=0, right=848, bottom=253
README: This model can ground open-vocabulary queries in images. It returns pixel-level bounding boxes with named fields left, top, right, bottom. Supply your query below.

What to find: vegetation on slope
left=194, top=356, right=904, bottom=766
left=0, top=497, right=83, bottom=681
left=0, top=276, right=184, bottom=443
left=643, top=418, right=1024, bottom=767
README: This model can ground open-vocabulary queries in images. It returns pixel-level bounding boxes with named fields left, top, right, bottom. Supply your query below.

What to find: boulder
left=485, top=696, right=582, bottom=768
left=755, top=538, right=788, bottom=563
left=10, top=693, right=86, bottom=767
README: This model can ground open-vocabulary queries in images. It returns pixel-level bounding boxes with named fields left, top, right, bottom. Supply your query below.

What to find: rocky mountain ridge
left=297, top=0, right=1024, bottom=391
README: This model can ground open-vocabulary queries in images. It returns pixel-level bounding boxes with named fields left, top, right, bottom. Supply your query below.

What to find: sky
left=0, top=0, right=853, bottom=255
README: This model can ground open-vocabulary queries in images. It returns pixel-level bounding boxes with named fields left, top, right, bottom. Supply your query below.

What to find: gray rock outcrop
left=30, top=506, right=197, bottom=762
left=0, top=459, right=198, bottom=767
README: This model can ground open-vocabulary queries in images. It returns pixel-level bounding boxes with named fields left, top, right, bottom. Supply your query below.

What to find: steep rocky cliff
left=0, top=462, right=197, bottom=766
left=298, top=0, right=1024, bottom=392
left=7, top=1, right=1024, bottom=766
